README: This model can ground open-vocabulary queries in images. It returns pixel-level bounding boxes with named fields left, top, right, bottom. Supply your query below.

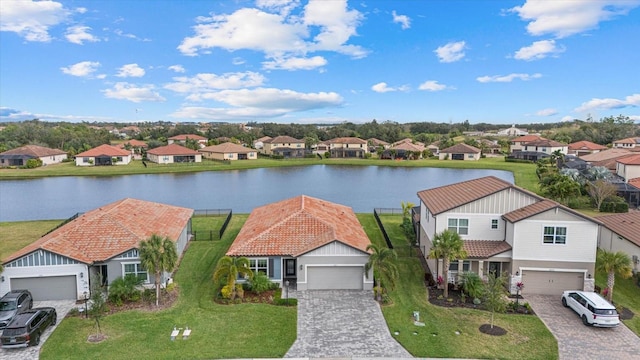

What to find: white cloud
left=371, top=82, right=409, bottom=93
left=0, top=0, right=70, bottom=42
left=476, top=73, right=542, bottom=83
left=575, top=93, right=640, bottom=112
left=113, top=29, right=151, bottom=42
left=168, top=65, right=186, bottom=73
left=629, top=115, right=640, bottom=121
left=392, top=10, right=411, bottom=30
left=418, top=80, right=449, bottom=92
left=102, top=82, right=165, bottom=103
left=116, top=64, right=145, bottom=78
left=232, top=57, right=246, bottom=65
left=164, top=72, right=266, bottom=99
left=60, top=61, right=101, bottom=77
left=513, top=39, right=565, bottom=61
left=178, top=0, right=367, bottom=63
left=434, top=41, right=466, bottom=63
left=262, top=56, right=327, bottom=70
left=560, top=115, right=575, bottom=122
left=510, top=0, right=640, bottom=38
left=536, top=108, right=558, bottom=116
left=65, top=25, right=99, bottom=44
left=256, top=0, right=301, bottom=16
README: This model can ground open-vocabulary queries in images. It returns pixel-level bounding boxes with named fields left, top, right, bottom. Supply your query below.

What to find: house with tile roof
left=147, top=143, right=202, bottom=164
left=438, top=143, right=481, bottom=160
left=75, top=144, right=132, bottom=166
left=367, top=138, right=390, bottom=152
left=509, top=134, right=543, bottom=153
left=253, top=136, right=272, bottom=150
left=261, top=136, right=307, bottom=158
left=116, top=139, right=148, bottom=160
left=416, top=176, right=602, bottom=296
left=568, top=141, right=608, bottom=157
left=384, top=141, right=426, bottom=160
left=616, top=154, right=640, bottom=182
left=167, top=134, right=208, bottom=148
left=199, top=142, right=257, bottom=161
left=613, top=137, right=640, bottom=149
left=0, top=198, right=194, bottom=301
left=597, top=211, right=640, bottom=274
left=0, top=145, right=67, bottom=167
left=226, top=195, right=373, bottom=291
left=322, top=137, right=368, bottom=158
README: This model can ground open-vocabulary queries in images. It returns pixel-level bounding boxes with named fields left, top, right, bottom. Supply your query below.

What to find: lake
left=0, top=165, right=514, bottom=222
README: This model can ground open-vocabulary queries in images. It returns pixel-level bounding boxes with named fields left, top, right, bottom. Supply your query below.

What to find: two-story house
left=416, top=176, right=601, bottom=296
left=613, top=137, right=640, bottom=149
left=318, top=137, right=368, bottom=158
left=616, top=154, right=640, bottom=182
left=167, top=134, right=208, bottom=148
left=262, top=136, right=306, bottom=157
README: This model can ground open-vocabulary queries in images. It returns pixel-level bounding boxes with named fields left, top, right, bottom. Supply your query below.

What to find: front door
left=488, top=262, right=502, bottom=276
left=285, top=259, right=296, bottom=278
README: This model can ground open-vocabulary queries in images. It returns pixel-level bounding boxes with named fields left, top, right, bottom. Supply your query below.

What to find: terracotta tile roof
left=502, top=200, right=558, bottom=222
left=568, top=141, right=607, bottom=151
left=120, top=139, right=148, bottom=148
left=264, top=136, right=304, bottom=144
left=417, top=176, right=528, bottom=215
left=0, top=145, right=66, bottom=157
left=326, top=137, right=367, bottom=144
left=523, top=139, right=567, bottom=147
left=591, top=158, right=620, bottom=171
left=2, top=198, right=193, bottom=264
left=581, top=148, right=631, bottom=162
left=440, top=143, right=481, bottom=154
left=168, top=134, right=207, bottom=141
left=76, top=144, right=130, bottom=157
left=613, top=137, right=640, bottom=145
left=226, top=195, right=371, bottom=257
left=596, top=211, right=640, bottom=247
left=392, top=142, right=425, bottom=152
left=367, top=138, right=389, bottom=146
left=629, top=177, right=640, bottom=190
left=617, top=154, right=640, bottom=165
left=392, top=138, right=425, bottom=147
left=463, top=241, right=512, bottom=259
left=147, top=143, right=200, bottom=156
left=510, top=135, right=543, bottom=143
left=200, top=142, right=255, bottom=154
left=256, top=136, right=272, bottom=142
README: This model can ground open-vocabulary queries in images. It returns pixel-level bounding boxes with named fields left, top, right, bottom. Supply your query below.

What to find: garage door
left=521, top=271, right=583, bottom=296
left=307, top=266, right=363, bottom=290
left=11, top=276, right=77, bottom=300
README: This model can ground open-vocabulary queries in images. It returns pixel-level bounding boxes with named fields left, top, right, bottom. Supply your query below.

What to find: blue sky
left=1, top=0, right=639, bottom=125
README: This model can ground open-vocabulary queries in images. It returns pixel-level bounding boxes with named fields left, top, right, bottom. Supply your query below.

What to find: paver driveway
left=285, top=290, right=411, bottom=358
left=525, top=295, right=640, bottom=360
left=0, top=300, right=76, bottom=360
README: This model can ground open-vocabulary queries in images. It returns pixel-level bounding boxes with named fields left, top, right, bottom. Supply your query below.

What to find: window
left=467, top=154, right=474, bottom=159
left=83, top=157, right=89, bottom=163
left=491, top=219, right=499, bottom=230
left=448, top=218, right=469, bottom=235
left=123, top=263, right=148, bottom=282
left=449, top=261, right=470, bottom=271
left=249, top=258, right=268, bottom=275
left=543, top=226, right=567, bottom=244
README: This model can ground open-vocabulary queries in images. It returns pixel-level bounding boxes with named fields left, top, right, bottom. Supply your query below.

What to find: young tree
left=139, top=234, right=178, bottom=307
left=89, top=274, right=107, bottom=337
left=400, top=201, right=416, bottom=241
left=484, top=272, right=508, bottom=329
left=428, top=229, right=467, bottom=298
left=213, top=256, right=253, bottom=300
left=596, top=249, right=632, bottom=303
left=586, top=180, right=618, bottom=211
left=364, top=244, right=399, bottom=302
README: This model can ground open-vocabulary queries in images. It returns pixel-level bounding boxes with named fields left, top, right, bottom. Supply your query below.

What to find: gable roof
left=264, top=135, right=304, bottom=144
left=596, top=211, right=640, bottom=247
left=226, top=195, right=371, bottom=257
left=200, top=142, right=255, bottom=154
left=581, top=148, right=631, bottom=162
left=168, top=134, right=207, bottom=141
left=3, top=198, right=193, bottom=264
left=617, top=154, right=640, bottom=165
left=511, top=135, right=543, bottom=143
left=629, top=177, right=640, bottom=190
left=417, top=176, right=531, bottom=215
left=76, top=144, right=130, bottom=157
left=613, top=137, right=640, bottom=145
left=392, top=142, right=425, bottom=152
left=0, top=145, right=66, bottom=157
left=502, top=199, right=602, bottom=225
left=568, top=141, right=607, bottom=151
left=119, top=139, right=148, bottom=148
left=326, top=137, right=367, bottom=144
left=147, top=143, right=200, bottom=156
left=367, top=138, right=389, bottom=146
left=440, top=143, right=481, bottom=154
left=523, top=139, right=567, bottom=147
left=463, top=240, right=512, bottom=259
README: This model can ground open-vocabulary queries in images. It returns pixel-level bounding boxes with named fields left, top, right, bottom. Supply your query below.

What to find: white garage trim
left=520, top=267, right=585, bottom=296
left=298, top=264, right=373, bottom=290
left=306, top=265, right=364, bottom=290
left=11, top=275, right=77, bottom=300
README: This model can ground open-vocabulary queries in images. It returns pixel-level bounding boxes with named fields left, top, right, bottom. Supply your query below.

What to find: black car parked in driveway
left=0, top=307, right=57, bottom=348
left=0, top=290, right=33, bottom=330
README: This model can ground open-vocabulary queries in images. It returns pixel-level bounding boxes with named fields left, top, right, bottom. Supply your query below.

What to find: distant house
left=116, top=139, right=148, bottom=160
left=427, top=141, right=440, bottom=155
left=167, top=134, right=208, bottom=148
left=262, top=136, right=306, bottom=158
left=522, top=139, right=568, bottom=155
left=392, top=138, right=425, bottom=147
left=568, top=141, right=608, bottom=157
left=384, top=141, right=426, bottom=160
left=226, top=195, right=373, bottom=291
left=0, top=145, right=67, bottom=167
left=597, top=212, right=640, bottom=274
left=478, top=139, right=502, bottom=155
left=367, top=138, right=390, bottom=152
left=613, top=137, right=640, bottom=149
left=199, top=142, right=257, bottom=161
left=75, top=144, right=132, bottom=166
left=439, top=143, right=481, bottom=160
left=324, top=137, right=368, bottom=158
left=253, top=136, right=272, bottom=150
left=581, top=148, right=632, bottom=174
left=0, top=198, right=193, bottom=301
left=616, top=154, right=640, bottom=182
left=147, top=144, right=202, bottom=164
left=498, top=125, right=529, bottom=137
left=509, top=135, right=543, bottom=153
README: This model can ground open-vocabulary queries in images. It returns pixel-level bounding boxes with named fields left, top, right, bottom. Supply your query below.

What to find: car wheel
left=34, top=333, right=41, bottom=346
left=561, top=297, right=567, bottom=307
left=582, top=314, right=590, bottom=326
left=52, top=314, right=57, bottom=325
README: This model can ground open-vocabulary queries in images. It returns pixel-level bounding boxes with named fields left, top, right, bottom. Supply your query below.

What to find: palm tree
left=364, top=244, right=399, bottom=302
left=401, top=201, right=415, bottom=220
left=213, top=256, right=253, bottom=299
left=596, top=249, right=632, bottom=303
left=139, top=234, right=178, bottom=307
left=429, top=229, right=467, bottom=298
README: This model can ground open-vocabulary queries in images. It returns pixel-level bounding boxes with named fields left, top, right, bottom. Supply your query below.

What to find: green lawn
left=0, top=220, right=64, bottom=259
left=595, top=269, right=640, bottom=334
left=365, top=214, right=558, bottom=359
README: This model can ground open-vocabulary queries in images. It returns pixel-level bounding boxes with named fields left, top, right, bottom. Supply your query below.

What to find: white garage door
left=521, top=271, right=583, bottom=296
left=11, top=276, right=77, bottom=300
left=307, top=266, right=363, bottom=290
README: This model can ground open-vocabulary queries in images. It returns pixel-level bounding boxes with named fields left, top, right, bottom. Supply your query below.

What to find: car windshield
left=1, top=327, right=26, bottom=336
left=594, top=308, right=617, bottom=315
left=0, top=300, right=17, bottom=311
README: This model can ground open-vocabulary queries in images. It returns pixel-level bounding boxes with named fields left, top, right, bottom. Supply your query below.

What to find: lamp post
left=84, top=291, right=89, bottom=318
left=284, top=280, right=289, bottom=306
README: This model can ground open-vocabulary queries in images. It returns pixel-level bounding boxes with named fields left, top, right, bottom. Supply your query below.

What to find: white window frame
left=249, top=258, right=268, bottom=275
left=543, top=226, right=567, bottom=245
left=448, top=218, right=469, bottom=235
left=491, top=219, right=499, bottom=230
left=122, top=262, right=149, bottom=283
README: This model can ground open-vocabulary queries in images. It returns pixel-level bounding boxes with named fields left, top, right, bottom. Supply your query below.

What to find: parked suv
left=562, top=290, right=620, bottom=327
left=0, top=290, right=33, bottom=330
left=0, top=307, right=57, bottom=348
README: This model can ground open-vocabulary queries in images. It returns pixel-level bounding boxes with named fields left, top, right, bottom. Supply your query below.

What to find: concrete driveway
left=0, top=300, right=76, bottom=360
left=525, top=295, right=640, bottom=360
left=285, top=290, right=412, bottom=358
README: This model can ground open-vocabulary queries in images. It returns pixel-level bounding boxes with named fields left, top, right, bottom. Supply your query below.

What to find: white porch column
left=478, top=260, right=484, bottom=279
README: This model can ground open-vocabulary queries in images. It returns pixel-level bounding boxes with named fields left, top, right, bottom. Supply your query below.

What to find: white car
left=561, top=290, right=620, bottom=327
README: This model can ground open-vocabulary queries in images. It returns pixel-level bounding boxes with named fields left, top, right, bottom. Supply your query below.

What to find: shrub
left=567, top=196, right=592, bottom=209
left=459, top=272, right=484, bottom=299
left=142, top=288, right=156, bottom=303
left=108, top=274, right=143, bottom=306
left=249, top=272, right=272, bottom=294
left=25, top=158, right=43, bottom=168
left=220, top=284, right=234, bottom=299
left=473, top=298, right=481, bottom=305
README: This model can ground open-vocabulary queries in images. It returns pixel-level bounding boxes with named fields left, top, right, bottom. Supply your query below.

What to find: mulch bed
left=479, top=324, right=507, bottom=336
left=70, top=288, right=180, bottom=318
left=428, top=287, right=534, bottom=315
left=214, top=289, right=278, bottom=304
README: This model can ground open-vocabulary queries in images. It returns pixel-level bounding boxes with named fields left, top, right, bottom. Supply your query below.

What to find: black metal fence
left=373, top=208, right=402, bottom=249
left=42, top=212, right=84, bottom=236
left=192, top=209, right=233, bottom=241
